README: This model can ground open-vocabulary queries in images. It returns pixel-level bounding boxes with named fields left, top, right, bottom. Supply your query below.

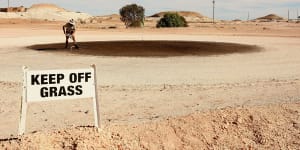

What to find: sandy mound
left=83, top=14, right=121, bottom=24
left=26, top=3, right=91, bottom=21
left=233, top=19, right=242, bottom=22
left=27, top=3, right=66, bottom=12
left=256, top=14, right=284, bottom=21
left=0, top=3, right=91, bottom=21
left=1, top=102, right=299, bottom=149
left=150, top=11, right=213, bottom=23
left=28, top=41, right=261, bottom=57
left=151, top=11, right=204, bottom=18
left=97, top=14, right=121, bottom=21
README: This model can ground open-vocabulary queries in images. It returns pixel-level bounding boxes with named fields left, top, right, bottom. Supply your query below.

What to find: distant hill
left=256, top=14, right=284, bottom=21
left=151, top=11, right=204, bottom=18
left=0, top=3, right=91, bottom=21
left=150, top=11, right=213, bottom=23
left=96, top=14, right=121, bottom=21
left=85, top=14, right=121, bottom=24
left=27, top=3, right=66, bottom=12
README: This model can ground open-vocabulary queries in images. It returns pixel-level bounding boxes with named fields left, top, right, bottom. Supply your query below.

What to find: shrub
left=119, top=4, right=145, bottom=28
left=156, top=13, right=188, bottom=28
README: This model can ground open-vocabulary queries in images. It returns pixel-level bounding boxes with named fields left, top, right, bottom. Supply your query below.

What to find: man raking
left=63, top=19, right=79, bottom=49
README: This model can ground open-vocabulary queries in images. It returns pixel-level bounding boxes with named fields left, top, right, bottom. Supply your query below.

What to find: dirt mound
left=256, top=14, right=284, bottom=21
left=104, top=14, right=121, bottom=20
left=151, top=11, right=204, bottom=18
left=233, top=19, right=242, bottom=22
left=151, top=11, right=213, bottom=23
left=0, top=3, right=91, bottom=22
left=28, top=41, right=260, bottom=57
left=84, top=14, right=121, bottom=24
left=28, top=3, right=66, bottom=12
left=1, top=102, right=299, bottom=149
left=26, top=3, right=92, bottom=21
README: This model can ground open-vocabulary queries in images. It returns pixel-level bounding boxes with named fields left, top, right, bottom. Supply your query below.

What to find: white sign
left=26, top=68, right=95, bottom=102
left=19, top=65, right=100, bottom=135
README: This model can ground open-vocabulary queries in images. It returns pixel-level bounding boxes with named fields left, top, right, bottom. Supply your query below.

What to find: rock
left=292, top=121, right=300, bottom=129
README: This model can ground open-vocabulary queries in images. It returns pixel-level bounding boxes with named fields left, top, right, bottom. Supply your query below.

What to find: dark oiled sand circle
left=28, top=41, right=261, bottom=57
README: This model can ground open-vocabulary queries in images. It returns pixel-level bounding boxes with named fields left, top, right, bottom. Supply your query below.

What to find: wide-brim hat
left=69, top=19, right=75, bottom=25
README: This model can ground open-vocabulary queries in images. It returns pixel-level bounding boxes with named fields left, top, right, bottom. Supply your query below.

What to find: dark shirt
left=64, top=23, right=75, bottom=34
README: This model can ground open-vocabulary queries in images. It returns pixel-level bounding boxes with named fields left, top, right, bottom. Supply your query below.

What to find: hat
left=69, top=19, right=75, bottom=25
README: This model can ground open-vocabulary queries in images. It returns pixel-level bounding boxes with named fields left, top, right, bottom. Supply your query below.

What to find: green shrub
left=156, top=13, right=188, bottom=28
left=119, top=4, right=145, bottom=28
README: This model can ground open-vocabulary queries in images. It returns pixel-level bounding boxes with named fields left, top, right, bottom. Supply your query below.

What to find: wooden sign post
left=18, top=65, right=100, bottom=135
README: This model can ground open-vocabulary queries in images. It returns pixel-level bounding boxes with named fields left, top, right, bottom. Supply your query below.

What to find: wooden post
left=18, top=66, right=28, bottom=135
left=91, top=64, right=100, bottom=128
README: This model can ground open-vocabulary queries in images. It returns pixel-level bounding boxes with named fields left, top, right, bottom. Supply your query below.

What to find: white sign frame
left=18, top=64, right=100, bottom=135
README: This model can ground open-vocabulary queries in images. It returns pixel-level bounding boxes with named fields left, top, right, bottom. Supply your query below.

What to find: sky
left=1, top=0, right=299, bottom=20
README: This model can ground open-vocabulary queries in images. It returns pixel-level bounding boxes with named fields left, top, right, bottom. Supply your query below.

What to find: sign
left=18, top=65, right=100, bottom=135
left=26, top=68, right=95, bottom=102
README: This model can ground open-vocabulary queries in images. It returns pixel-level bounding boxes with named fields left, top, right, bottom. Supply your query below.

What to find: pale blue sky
left=1, top=0, right=299, bottom=20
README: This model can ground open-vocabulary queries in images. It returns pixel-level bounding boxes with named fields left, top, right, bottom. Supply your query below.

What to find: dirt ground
left=0, top=20, right=300, bottom=149
left=1, top=103, right=299, bottom=149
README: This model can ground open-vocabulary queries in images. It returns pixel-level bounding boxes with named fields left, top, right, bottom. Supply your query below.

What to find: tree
left=156, top=13, right=188, bottom=28
left=119, top=4, right=145, bottom=28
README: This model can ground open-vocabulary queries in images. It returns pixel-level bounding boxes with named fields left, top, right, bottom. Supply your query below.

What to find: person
left=62, top=19, right=79, bottom=49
